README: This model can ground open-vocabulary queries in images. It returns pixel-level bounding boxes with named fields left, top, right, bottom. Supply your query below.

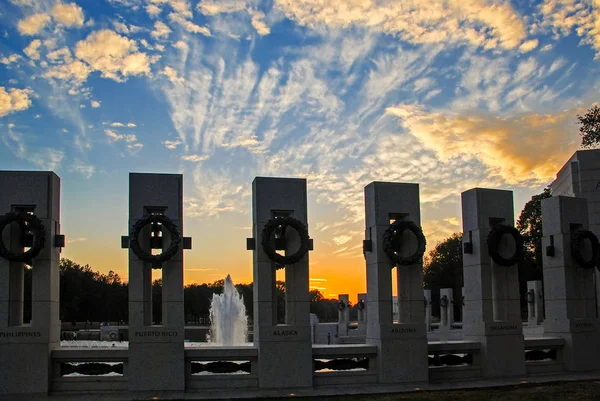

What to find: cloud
left=0, top=87, right=33, bottom=117
left=0, top=54, right=23, bottom=65
left=168, top=12, right=211, bottom=36
left=162, top=66, right=185, bottom=83
left=44, top=60, right=91, bottom=83
left=1, top=125, right=64, bottom=170
left=197, top=0, right=246, bottom=15
left=332, top=234, right=352, bottom=246
left=151, top=20, right=171, bottom=39
left=18, top=13, right=51, bottom=35
left=105, top=128, right=143, bottom=154
left=274, top=0, right=528, bottom=50
left=68, top=159, right=95, bottom=178
left=386, top=104, right=581, bottom=186
left=248, top=9, right=270, bottom=35
left=536, top=0, right=600, bottom=55
left=519, top=39, right=539, bottom=53
left=46, top=47, right=72, bottom=63
left=90, top=100, right=101, bottom=108
left=173, top=40, right=188, bottom=52
left=181, top=154, right=208, bottom=162
left=23, top=39, right=42, bottom=60
left=66, top=237, right=88, bottom=243
left=105, top=128, right=137, bottom=142
left=146, top=4, right=162, bottom=17
left=162, top=139, right=182, bottom=149
left=52, top=2, right=85, bottom=28
left=196, top=1, right=269, bottom=35
left=75, top=29, right=154, bottom=81
left=186, top=167, right=248, bottom=217
left=107, top=121, right=136, bottom=127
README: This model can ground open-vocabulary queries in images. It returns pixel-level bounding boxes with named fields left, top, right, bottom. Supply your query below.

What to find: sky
left=0, top=0, right=599, bottom=302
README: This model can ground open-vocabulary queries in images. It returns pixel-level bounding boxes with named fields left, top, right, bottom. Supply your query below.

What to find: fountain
left=208, top=275, right=248, bottom=345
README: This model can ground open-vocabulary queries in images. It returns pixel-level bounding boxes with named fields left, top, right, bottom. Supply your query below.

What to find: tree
left=423, top=233, right=463, bottom=291
left=577, top=105, right=600, bottom=148
left=516, top=186, right=552, bottom=276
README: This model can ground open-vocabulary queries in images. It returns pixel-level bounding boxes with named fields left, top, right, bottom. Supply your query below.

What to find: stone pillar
left=439, top=288, right=454, bottom=331
left=526, top=281, right=544, bottom=326
left=0, top=171, right=61, bottom=395
left=337, top=294, right=349, bottom=337
left=461, top=287, right=465, bottom=323
left=357, top=293, right=367, bottom=335
left=251, top=177, right=312, bottom=389
left=542, top=196, right=600, bottom=371
left=364, top=182, right=428, bottom=384
left=126, top=173, right=185, bottom=392
left=424, top=290, right=432, bottom=332
left=461, top=188, right=525, bottom=378
left=550, top=150, right=600, bottom=318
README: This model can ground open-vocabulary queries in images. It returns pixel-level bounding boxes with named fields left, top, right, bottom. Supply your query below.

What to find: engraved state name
left=489, top=324, right=518, bottom=331
left=391, top=327, right=417, bottom=334
left=272, top=330, right=298, bottom=336
left=0, top=332, right=42, bottom=338
left=573, top=322, right=595, bottom=329
left=134, top=331, right=178, bottom=337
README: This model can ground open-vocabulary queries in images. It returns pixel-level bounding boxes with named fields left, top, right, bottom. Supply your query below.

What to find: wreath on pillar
left=526, top=290, right=535, bottom=304
left=486, top=224, right=525, bottom=267
left=129, top=214, right=181, bottom=268
left=337, top=301, right=346, bottom=311
left=382, top=220, right=426, bottom=266
left=440, top=295, right=449, bottom=308
left=357, top=300, right=365, bottom=310
left=570, top=229, right=600, bottom=270
left=0, top=211, right=45, bottom=265
left=261, top=216, right=310, bottom=268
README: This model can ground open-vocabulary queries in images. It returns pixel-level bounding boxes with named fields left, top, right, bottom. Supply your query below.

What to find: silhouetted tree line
left=20, top=259, right=342, bottom=325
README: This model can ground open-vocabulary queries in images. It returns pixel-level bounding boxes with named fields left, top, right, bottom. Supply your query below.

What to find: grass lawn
left=253, top=380, right=600, bottom=401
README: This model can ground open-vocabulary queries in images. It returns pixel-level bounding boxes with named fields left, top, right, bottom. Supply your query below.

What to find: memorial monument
left=461, top=188, right=526, bottom=377
left=363, top=182, right=428, bottom=384
left=248, top=177, right=313, bottom=388
left=121, top=173, right=189, bottom=392
left=0, top=171, right=63, bottom=394
left=541, top=195, right=600, bottom=371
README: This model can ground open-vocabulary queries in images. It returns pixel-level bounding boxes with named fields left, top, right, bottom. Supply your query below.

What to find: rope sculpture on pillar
left=0, top=211, right=45, bottom=265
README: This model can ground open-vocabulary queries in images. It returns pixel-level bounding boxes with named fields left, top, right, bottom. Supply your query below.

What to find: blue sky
left=0, top=0, right=599, bottom=298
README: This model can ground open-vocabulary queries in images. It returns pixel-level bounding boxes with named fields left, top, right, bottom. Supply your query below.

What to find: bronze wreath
left=129, top=214, right=181, bottom=268
left=440, top=295, right=449, bottom=308
left=526, top=290, right=535, bottom=304
left=570, top=229, right=600, bottom=270
left=261, top=217, right=310, bottom=268
left=337, top=301, right=346, bottom=311
left=382, top=220, right=426, bottom=266
left=487, top=224, right=524, bottom=267
left=0, top=211, right=45, bottom=265
left=357, top=300, right=365, bottom=310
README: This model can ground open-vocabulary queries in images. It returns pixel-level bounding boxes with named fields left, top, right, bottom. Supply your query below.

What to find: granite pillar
left=364, top=182, right=428, bottom=384
left=0, top=171, right=61, bottom=395
left=461, top=188, right=525, bottom=378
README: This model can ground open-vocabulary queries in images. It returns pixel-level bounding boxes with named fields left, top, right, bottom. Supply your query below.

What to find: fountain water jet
left=208, top=275, right=248, bottom=345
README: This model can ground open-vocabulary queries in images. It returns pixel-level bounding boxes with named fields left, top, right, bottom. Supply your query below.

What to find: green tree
left=577, top=105, right=600, bottom=148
